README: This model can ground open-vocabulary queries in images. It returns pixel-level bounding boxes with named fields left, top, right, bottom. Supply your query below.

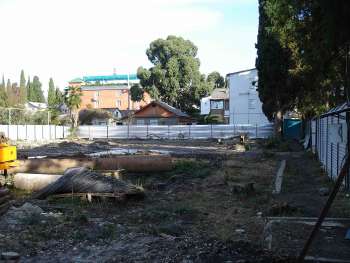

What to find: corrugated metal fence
left=77, top=124, right=273, bottom=140
left=0, top=125, right=70, bottom=141
left=310, top=103, right=350, bottom=190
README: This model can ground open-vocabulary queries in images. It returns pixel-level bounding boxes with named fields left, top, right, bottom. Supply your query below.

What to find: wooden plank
left=51, top=192, right=126, bottom=201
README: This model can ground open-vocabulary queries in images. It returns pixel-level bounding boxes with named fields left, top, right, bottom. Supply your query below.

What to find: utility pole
left=127, top=73, right=130, bottom=110
left=8, top=108, right=11, bottom=125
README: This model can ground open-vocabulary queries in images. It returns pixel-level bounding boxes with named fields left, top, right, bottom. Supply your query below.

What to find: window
left=224, top=100, right=229, bottom=110
left=210, top=100, right=224, bottom=110
left=149, top=119, right=158, bottom=125
left=136, top=119, right=144, bottom=125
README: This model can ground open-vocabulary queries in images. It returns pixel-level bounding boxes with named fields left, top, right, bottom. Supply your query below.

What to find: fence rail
left=77, top=124, right=273, bottom=140
left=310, top=105, right=350, bottom=190
left=0, top=125, right=70, bottom=141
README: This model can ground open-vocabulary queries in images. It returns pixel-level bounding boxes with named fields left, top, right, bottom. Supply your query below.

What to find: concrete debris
left=235, top=229, right=245, bottom=234
left=4, top=202, right=43, bottom=225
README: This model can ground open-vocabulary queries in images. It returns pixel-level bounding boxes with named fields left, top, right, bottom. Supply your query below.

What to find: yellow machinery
left=0, top=143, right=19, bottom=176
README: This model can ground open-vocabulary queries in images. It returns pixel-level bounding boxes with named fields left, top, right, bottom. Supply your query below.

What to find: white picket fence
left=78, top=124, right=273, bottom=140
left=0, top=125, right=70, bottom=141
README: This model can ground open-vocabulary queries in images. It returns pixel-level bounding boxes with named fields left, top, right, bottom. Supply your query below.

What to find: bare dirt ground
left=0, top=138, right=349, bottom=262
left=16, top=139, right=254, bottom=159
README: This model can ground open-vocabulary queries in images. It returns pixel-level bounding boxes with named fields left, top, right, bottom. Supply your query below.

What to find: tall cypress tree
left=48, top=78, right=56, bottom=107
left=0, top=75, right=8, bottom=107
left=26, top=76, right=32, bottom=102
left=31, top=76, right=45, bottom=103
left=19, top=70, right=27, bottom=105
left=6, top=79, right=15, bottom=106
left=255, top=0, right=293, bottom=135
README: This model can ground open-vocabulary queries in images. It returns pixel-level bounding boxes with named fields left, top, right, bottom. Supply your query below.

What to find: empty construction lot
left=0, top=138, right=349, bottom=262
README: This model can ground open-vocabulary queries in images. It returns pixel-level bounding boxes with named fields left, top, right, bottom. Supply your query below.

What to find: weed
left=171, top=160, right=212, bottom=179
left=98, top=224, right=118, bottom=240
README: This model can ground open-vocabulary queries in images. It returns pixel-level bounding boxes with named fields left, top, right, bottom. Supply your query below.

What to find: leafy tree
left=207, top=71, right=225, bottom=89
left=256, top=0, right=350, bottom=125
left=0, top=75, right=7, bottom=107
left=19, top=70, right=27, bottom=105
left=137, top=35, right=211, bottom=113
left=65, top=85, right=82, bottom=128
left=130, top=84, right=144, bottom=102
left=48, top=78, right=56, bottom=107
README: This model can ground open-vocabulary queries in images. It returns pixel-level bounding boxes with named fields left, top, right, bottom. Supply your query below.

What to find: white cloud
left=0, top=0, right=257, bottom=93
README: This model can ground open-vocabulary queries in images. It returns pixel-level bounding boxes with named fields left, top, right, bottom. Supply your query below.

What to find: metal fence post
left=255, top=123, right=258, bottom=138
left=326, top=117, right=329, bottom=173
left=211, top=124, right=213, bottom=138
left=337, top=143, right=339, bottom=176
left=330, top=143, right=333, bottom=180
left=147, top=124, right=149, bottom=138
left=168, top=125, right=170, bottom=139
left=127, top=123, right=130, bottom=139
left=346, top=111, right=350, bottom=190
left=189, top=125, right=191, bottom=139
left=107, top=125, right=109, bottom=140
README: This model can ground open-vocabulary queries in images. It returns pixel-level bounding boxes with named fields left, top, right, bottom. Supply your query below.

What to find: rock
left=319, top=187, right=330, bottom=196
left=1, top=251, right=20, bottom=260
left=235, top=229, right=245, bottom=234
left=231, top=182, right=255, bottom=195
left=158, top=223, right=184, bottom=236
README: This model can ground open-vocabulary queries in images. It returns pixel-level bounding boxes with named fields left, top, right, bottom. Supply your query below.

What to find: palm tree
left=65, top=86, right=82, bottom=129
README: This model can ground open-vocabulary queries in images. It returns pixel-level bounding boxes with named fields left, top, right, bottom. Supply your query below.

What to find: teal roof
left=83, top=74, right=138, bottom=82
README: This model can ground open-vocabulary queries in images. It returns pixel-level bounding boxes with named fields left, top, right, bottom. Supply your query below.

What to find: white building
left=200, top=88, right=229, bottom=123
left=227, top=68, right=269, bottom=125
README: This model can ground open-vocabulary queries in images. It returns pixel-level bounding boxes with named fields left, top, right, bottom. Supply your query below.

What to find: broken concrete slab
left=272, top=160, right=286, bottom=195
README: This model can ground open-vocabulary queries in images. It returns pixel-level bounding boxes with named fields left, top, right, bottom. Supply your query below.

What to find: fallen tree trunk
left=10, top=155, right=172, bottom=174
left=32, top=167, right=144, bottom=200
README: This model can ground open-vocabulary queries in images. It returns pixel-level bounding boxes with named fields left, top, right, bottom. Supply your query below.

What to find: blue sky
left=0, top=0, right=259, bottom=92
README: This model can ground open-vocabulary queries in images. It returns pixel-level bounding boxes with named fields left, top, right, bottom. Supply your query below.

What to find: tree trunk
left=274, top=110, right=283, bottom=138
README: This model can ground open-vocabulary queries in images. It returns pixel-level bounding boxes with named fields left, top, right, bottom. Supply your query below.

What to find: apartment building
left=68, top=74, right=151, bottom=112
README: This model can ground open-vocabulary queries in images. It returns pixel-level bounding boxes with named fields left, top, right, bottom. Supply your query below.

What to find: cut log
left=10, top=155, right=172, bottom=174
